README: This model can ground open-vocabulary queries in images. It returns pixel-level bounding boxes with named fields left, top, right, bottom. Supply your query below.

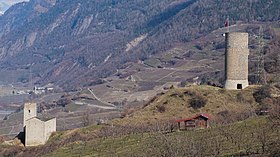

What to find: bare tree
left=256, top=123, right=269, bottom=154
left=82, top=110, right=90, bottom=127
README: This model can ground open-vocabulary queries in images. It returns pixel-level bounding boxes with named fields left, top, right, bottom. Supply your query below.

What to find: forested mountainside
left=0, top=0, right=279, bottom=89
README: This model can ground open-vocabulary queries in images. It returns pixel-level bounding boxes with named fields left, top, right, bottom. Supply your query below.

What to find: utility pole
left=256, top=26, right=266, bottom=85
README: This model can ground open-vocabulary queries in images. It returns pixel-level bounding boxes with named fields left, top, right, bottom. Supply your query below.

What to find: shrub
left=189, top=93, right=207, bottom=109
left=184, top=90, right=208, bottom=109
left=156, top=105, right=166, bottom=113
left=56, top=97, right=71, bottom=107
left=253, top=85, right=271, bottom=103
left=184, top=90, right=195, bottom=96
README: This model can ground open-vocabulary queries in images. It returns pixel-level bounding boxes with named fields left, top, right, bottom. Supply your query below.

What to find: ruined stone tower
left=23, top=103, right=56, bottom=146
left=225, top=32, right=249, bottom=90
left=23, top=103, right=37, bottom=127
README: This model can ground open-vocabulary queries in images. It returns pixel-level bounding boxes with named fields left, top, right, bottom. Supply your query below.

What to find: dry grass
left=1, top=85, right=279, bottom=157
left=42, top=117, right=279, bottom=157
left=114, top=85, right=258, bottom=126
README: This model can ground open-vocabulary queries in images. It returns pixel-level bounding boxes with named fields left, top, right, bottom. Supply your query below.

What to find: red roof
left=176, top=113, right=210, bottom=123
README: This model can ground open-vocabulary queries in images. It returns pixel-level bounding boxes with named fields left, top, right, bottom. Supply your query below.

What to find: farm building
left=176, top=114, right=210, bottom=130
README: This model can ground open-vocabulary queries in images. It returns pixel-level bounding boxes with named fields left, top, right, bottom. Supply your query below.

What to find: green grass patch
left=143, top=58, right=161, bottom=68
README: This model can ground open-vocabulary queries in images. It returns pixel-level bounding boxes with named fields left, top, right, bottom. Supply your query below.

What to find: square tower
left=22, top=102, right=56, bottom=146
left=23, top=103, right=37, bottom=127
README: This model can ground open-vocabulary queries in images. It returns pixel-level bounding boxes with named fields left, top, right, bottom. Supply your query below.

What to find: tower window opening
left=28, top=110, right=30, bottom=113
left=237, top=84, right=242, bottom=89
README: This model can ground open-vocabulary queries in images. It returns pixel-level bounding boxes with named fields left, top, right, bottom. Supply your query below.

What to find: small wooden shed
left=176, top=114, right=210, bottom=130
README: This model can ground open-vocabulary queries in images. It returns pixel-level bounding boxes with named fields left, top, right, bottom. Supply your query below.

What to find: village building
left=176, top=114, right=210, bottom=130
left=23, top=103, right=56, bottom=146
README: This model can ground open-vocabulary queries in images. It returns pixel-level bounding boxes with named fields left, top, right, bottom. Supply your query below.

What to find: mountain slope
left=0, top=0, right=279, bottom=89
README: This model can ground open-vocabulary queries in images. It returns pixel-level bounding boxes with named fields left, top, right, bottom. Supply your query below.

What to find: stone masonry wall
left=225, top=32, right=249, bottom=81
left=44, top=118, right=56, bottom=142
left=25, top=118, right=45, bottom=146
left=23, top=103, right=37, bottom=127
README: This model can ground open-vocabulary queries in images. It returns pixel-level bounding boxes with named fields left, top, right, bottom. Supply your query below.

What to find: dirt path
left=87, top=88, right=116, bottom=108
left=74, top=101, right=116, bottom=110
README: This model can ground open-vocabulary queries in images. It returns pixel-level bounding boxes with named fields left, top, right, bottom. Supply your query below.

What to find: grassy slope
left=1, top=85, right=279, bottom=157
left=114, top=85, right=258, bottom=126
left=44, top=117, right=279, bottom=157
left=42, top=86, right=264, bottom=157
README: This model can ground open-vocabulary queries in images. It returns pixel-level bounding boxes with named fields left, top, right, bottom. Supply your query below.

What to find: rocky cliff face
left=0, top=0, right=279, bottom=89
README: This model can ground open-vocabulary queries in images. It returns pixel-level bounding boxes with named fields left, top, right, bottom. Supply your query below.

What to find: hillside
left=0, top=84, right=279, bottom=156
left=114, top=85, right=258, bottom=125
left=39, top=118, right=280, bottom=157
left=0, top=0, right=279, bottom=89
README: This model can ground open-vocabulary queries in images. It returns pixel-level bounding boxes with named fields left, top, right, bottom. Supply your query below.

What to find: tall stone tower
left=23, top=103, right=37, bottom=127
left=225, top=32, right=249, bottom=90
